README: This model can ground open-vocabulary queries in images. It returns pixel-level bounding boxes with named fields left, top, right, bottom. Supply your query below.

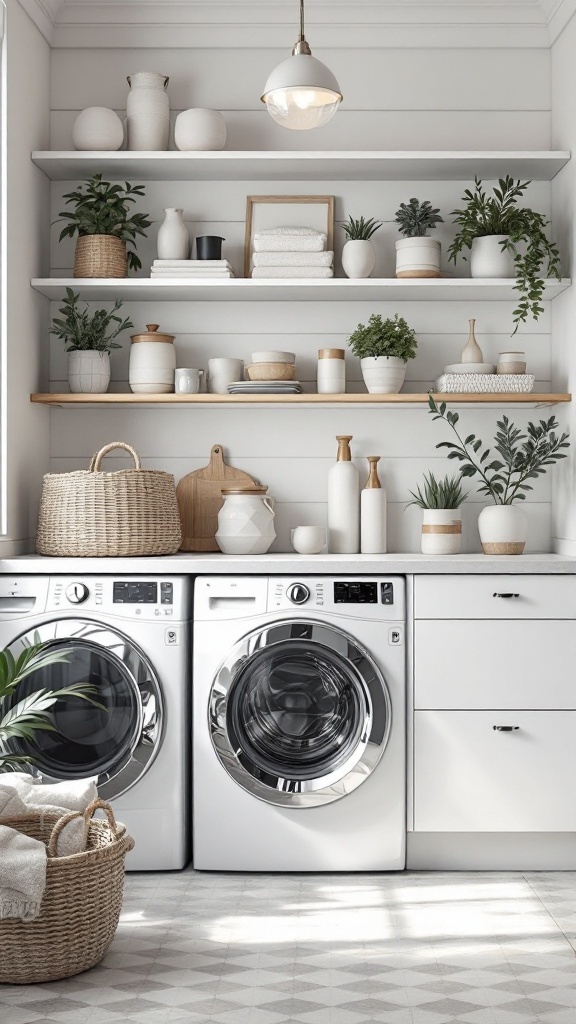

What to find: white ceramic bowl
left=130, top=383, right=173, bottom=394
left=444, top=362, right=496, bottom=374
left=251, top=350, right=295, bottom=364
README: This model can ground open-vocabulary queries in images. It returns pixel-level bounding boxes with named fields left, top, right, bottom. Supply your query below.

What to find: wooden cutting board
left=177, top=444, right=260, bottom=551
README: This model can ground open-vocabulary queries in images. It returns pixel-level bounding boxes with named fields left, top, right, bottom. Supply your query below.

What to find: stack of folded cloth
left=151, top=260, right=235, bottom=279
left=252, top=227, right=334, bottom=278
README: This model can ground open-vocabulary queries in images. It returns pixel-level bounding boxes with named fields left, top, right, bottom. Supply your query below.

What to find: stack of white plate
left=228, top=381, right=303, bottom=395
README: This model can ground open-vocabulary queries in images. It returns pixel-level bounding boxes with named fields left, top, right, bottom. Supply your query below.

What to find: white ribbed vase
left=126, top=72, right=170, bottom=151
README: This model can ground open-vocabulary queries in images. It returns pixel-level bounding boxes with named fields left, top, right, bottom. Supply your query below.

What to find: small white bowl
left=444, top=362, right=496, bottom=374
left=251, top=350, right=295, bottom=364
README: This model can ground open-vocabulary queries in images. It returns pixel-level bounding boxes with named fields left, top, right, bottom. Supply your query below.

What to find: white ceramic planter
left=126, top=72, right=170, bottom=151
left=421, top=508, right=462, bottom=555
left=478, top=504, right=527, bottom=555
left=157, top=208, right=190, bottom=260
left=72, top=107, right=124, bottom=151
left=395, top=237, right=441, bottom=278
left=470, top=235, right=515, bottom=278
left=342, top=240, right=376, bottom=279
left=215, top=490, right=276, bottom=555
left=174, top=109, right=227, bottom=151
left=360, top=356, right=406, bottom=394
left=68, top=351, right=111, bottom=394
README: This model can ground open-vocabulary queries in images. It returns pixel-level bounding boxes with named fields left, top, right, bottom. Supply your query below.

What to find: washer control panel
left=269, top=577, right=402, bottom=617
left=45, top=577, right=188, bottom=620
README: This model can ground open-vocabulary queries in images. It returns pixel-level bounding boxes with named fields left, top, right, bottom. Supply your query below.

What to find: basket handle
left=47, top=798, right=122, bottom=857
left=89, top=442, right=141, bottom=473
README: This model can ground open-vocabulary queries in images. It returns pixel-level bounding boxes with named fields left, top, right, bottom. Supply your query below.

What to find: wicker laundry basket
left=37, top=441, right=182, bottom=557
left=0, top=799, right=134, bottom=985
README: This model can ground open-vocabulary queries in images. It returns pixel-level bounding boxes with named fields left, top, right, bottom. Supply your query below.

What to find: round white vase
left=68, top=351, right=111, bottom=394
left=395, top=237, right=441, bottom=278
left=72, top=107, right=124, bottom=151
left=421, top=508, right=462, bottom=555
left=215, top=489, right=276, bottom=555
left=157, top=208, right=190, bottom=260
left=342, top=240, right=376, bottom=279
left=478, top=504, right=527, bottom=555
left=470, top=235, right=515, bottom=278
left=174, top=108, right=227, bottom=151
left=126, top=72, right=170, bottom=151
left=360, top=356, right=406, bottom=394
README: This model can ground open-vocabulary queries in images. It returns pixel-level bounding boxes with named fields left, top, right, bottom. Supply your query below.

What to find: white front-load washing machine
left=193, top=575, right=406, bottom=871
left=0, top=575, right=190, bottom=871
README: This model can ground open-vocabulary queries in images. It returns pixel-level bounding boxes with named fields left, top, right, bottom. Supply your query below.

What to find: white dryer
left=0, top=575, right=190, bottom=871
left=193, top=576, right=406, bottom=872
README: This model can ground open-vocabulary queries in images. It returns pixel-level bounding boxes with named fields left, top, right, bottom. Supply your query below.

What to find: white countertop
left=1, top=553, right=576, bottom=574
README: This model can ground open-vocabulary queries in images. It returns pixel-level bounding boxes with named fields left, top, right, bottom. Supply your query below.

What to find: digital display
left=113, top=582, right=158, bottom=604
left=334, top=582, right=378, bottom=604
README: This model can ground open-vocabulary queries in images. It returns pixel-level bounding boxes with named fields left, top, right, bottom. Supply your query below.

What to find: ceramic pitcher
left=126, top=72, right=170, bottom=151
left=215, top=487, right=276, bottom=555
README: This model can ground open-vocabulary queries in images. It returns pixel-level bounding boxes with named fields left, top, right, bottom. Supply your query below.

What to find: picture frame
left=244, top=195, right=335, bottom=278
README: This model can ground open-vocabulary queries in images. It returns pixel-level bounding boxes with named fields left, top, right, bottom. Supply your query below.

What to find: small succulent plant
left=395, top=198, right=443, bottom=237
left=342, top=215, right=382, bottom=241
left=406, top=472, right=468, bottom=510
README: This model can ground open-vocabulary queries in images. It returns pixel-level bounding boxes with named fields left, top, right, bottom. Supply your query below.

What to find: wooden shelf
left=30, top=277, right=572, bottom=303
left=31, top=150, right=571, bottom=182
left=30, top=393, right=572, bottom=409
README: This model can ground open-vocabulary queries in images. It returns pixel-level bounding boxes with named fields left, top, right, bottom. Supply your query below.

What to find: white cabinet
left=414, top=574, right=576, bottom=619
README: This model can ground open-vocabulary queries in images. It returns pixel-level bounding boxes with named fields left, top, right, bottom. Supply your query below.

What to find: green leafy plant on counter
left=51, top=288, right=133, bottom=352
left=406, top=472, right=468, bottom=510
left=428, top=396, right=569, bottom=505
left=395, top=198, right=443, bottom=237
left=347, top=313, right=418, bottom=361
left=341, top=215, right=383, bottom=240
left=55, top=174, right=152, bottom=272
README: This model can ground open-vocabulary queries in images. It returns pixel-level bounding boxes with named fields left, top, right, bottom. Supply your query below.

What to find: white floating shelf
left=31, top=150, right=571, bottom=183
left=31, top=277, right=572, bottom=303
left=31, top=393, right=571, bottom=409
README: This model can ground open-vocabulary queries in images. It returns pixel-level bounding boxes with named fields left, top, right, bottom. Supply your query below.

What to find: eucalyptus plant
left=395, top=198, right=443, bottom=237
left=56, top=174, right=152, bottom=272
left=407, top=472, right=467, bottom=510
left=341, top=215, right=382, bottom=241
left=428, top=396, right=569, bottom=505
left=447, top=176, right=561, bottom=331
left=51, top=288, right=133, bottom=352
left=347, top=313, right=417, bottom=361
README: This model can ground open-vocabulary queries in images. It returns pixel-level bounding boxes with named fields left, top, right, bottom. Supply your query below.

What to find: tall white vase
left=470, top=235, right=515, bottom=278
left=157, top=208, right=190, bottom=260
left=328, top=435, right=360, bottom=553
left=360, top=456, right=387, bottom=553
left=342, top=240, right=376, bottom=279
left=126, top=72, right=170, bottom=151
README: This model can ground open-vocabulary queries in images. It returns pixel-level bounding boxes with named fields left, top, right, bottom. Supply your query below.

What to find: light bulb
left=264, top=85, right=341, bottom=131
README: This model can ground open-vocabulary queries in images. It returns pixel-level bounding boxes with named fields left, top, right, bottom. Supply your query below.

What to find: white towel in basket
left=0, top=824, right=46, bottom=921
left=0, top=775, right=97, bottom=856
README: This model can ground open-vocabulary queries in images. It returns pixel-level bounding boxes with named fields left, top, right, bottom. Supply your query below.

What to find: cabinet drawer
left=414, top=711, right=576, bottom=832
left=414, top=574, right=576, bottom=619
left=415, top=620, right=576, bottom=709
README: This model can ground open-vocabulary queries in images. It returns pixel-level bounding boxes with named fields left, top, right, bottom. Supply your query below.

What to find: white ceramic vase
left=174, top=108, right=227, bottom=151
left=342, top=240, right=376, bottom=279
left=72, top=107, right=124, bottom=151
left=157, top=208, right=190, bottom=260
left=215, top=489, right=276, bottom=555
left=395, top=237, right=441, bottom=278
left=470, top=235, right=515, bottom=278
left=360, top=356, right=406, bottom=394
left=68, top=351, right=111, bottom=394
left=126, top=72, right=170, bottom=151
left=478, top=504, right=527, bottom=555
left=328, top=436, right=360, bottom=553
left=360, top=457, right=387, bottom=554
left=421, top=509, right=462, bottom=555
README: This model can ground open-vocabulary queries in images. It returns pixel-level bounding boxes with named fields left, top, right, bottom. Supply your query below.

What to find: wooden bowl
left=245, top=362, right=296, bottom=381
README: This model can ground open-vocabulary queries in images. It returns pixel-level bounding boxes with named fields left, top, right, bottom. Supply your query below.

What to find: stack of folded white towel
left=0, top=774, right=97, bottom=922
left=151, top=259, right=235, bottom=279
left=252, top=227, right=334, bottom=278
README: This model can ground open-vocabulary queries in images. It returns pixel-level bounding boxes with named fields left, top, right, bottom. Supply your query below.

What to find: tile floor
left=2, top=870, right=576, bottom=1023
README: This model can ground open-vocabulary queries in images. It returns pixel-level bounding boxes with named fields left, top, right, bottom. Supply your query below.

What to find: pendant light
left=261, top=0, right=342, bottom=131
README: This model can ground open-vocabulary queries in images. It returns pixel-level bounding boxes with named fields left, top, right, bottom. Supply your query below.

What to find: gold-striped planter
left=421, top=509, right=462, bottom=555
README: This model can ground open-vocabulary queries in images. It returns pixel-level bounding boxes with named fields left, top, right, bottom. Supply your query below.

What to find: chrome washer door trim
left=209, top=619, right=391, bottom=807
left=6, top=619, right=164, bottom=800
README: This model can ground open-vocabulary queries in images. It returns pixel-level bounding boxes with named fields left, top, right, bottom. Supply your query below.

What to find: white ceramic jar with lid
left=497, top=351, right=527, bottom=374
left=215, top=486, right=276, bottom=554
left=129, top=323, right=176, bottom=394
left=317, top=348, right=345, bottom=394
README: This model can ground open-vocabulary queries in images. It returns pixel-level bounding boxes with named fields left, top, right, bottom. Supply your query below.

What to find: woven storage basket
left=74, top=234, right=127, bottom=278
left=37, top=441, right=182, bottom=557
left=0, top=799, right=134, bottom=984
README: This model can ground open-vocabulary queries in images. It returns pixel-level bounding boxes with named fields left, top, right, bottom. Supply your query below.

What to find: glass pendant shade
left=262, top=51, right=342, bottom=131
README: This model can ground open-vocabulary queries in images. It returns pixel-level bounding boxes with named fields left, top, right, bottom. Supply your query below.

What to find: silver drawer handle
left=493, top=592, right=520, bottom=599
left=493, top=726, right=520, bottom=732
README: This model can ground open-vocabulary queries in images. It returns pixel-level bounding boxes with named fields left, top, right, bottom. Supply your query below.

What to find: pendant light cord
left=300, top=0, right=305, bottom=41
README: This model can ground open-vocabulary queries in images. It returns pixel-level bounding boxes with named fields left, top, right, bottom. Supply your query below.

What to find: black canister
left=196, top=235, right=225, bottom=260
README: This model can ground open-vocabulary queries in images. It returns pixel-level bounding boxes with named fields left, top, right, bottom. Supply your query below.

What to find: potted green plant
left=428, top=397, right=569, bottom=553
left=51, top=287, right=133, bottom=394
left=394, top=198, right=443, bottom=279
left=406, top=472, right=467, bottom=555
left=347, top=313, right=417, bottom=393
left=447, top=176, right=561, bottom=332
left=341, top=215, right=382, bottom=279
left=56, top=174, right=152, bottom=278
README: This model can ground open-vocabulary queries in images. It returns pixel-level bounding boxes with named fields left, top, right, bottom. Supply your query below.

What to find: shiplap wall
left=44, top=43, right=556, bottom=553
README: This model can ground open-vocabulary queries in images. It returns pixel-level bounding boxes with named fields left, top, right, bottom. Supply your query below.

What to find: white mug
left=291, top=526, right=326, bottom=555
left=175, top=367, right=204, bottom=394
left=207, top=358, right=244, bottom=394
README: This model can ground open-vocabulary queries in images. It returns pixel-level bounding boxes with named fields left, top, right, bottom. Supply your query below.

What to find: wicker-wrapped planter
left=0, top=799, right=134, bottom=985
left=74, top=234, right=127, bottom=278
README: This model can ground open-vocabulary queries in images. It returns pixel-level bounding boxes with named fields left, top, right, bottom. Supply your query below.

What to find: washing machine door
left=4, top=619, right=163, bottom=799
left=210, top=619, right=391, bottom=807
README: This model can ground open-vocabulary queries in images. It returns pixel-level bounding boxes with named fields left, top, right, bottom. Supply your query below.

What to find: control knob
left=65, top=582, right=90, bottom=605
left=287, top=583, right=310, bottom=605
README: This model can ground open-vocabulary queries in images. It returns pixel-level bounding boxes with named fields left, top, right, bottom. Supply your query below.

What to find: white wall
left=44, top=42, right=556, bottom=554
left=2, top=1, right=51, bottom=554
